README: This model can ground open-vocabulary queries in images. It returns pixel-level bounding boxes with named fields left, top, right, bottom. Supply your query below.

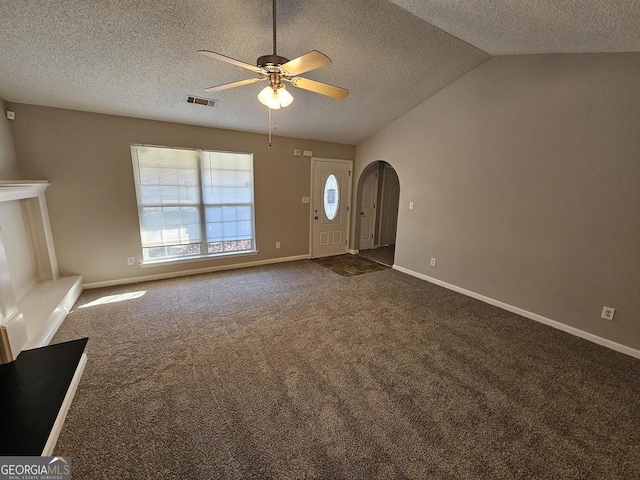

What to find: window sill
left=140, top=250, right=259, bottom=268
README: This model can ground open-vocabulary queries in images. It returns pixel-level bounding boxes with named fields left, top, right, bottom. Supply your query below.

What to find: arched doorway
left=354, top=161, right=400, bottom=267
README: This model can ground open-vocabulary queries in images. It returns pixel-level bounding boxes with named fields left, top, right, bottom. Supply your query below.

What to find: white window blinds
left=131, top=146, right=255, bottom=262
left=201, top=151, right=255, bottom=246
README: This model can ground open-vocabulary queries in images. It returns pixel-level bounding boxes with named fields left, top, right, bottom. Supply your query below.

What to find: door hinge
left=347, top=206, right=350, bottom=212
left=345, top=240, right=347, bottom=245
left=349, top=171, right=351, bottom=176
left=371, top=234, right=374, bottom=238
left=374, top=203, right=376, bottom=208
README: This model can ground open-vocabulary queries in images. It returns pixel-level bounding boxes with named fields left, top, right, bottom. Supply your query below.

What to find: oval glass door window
left=323, top=174, right=339, bottom=220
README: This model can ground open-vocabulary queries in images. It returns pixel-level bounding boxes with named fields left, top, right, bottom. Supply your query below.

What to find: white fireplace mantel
left=0, top=181, right=82, bottom=363
left=0, top=181, right=49, bottom=201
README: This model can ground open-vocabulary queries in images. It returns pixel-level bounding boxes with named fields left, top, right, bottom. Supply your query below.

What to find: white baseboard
left=42, top=352, right=87, bottom=456
left=84, top=254, right=310, bottom=289
left=393, top=265, right=640, bottom=360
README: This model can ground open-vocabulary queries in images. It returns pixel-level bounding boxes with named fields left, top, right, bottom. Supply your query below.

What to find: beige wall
left=0, top=98, right=21, bottom=179
left=355, top=53, right=640, bottom=350
left=8, top=104, right=354, bottom=284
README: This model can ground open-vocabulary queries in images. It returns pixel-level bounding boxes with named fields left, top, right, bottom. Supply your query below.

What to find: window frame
left=131, top=144, right=258, bottom=266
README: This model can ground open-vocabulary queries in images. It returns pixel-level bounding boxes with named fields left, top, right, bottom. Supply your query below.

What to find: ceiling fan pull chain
left=268, top=107, right=272, bottom=147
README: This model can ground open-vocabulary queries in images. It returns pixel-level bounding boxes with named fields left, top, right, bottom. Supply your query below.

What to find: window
left=323, top=174, right=339, bottom=220
left=131, top=145, right=256, bottom=263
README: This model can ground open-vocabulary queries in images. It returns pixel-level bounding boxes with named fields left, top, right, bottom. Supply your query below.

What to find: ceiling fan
left=198, top=0, right=349, bottom=110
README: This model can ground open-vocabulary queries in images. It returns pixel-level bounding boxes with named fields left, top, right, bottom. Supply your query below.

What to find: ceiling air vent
left=187, top=96, right=216, bottom=107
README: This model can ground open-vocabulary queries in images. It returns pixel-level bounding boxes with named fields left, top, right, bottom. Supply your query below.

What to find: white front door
left=379, top=165, right=400, bottom=246
left=359, top=167, right=377, bottom=250
left=311, top=158, right=352, bottom=258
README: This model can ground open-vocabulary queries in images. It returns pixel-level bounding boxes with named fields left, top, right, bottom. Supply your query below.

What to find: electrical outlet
left=302, top=197, right=310, bottom=204
left=430, top=258, right=436, bottom=267
left=6, top=111, right=15, bottom=120
left=303, top=150, right=312, bottom=157
left=409, top=202, right=414, bottom=210
left=601, top=306, right=615, bottom=321
left=294, top=149, right=301, bottom=156
left=127, top=256, right=135, bottom=266
left=276, top=242, right=281, bottom=249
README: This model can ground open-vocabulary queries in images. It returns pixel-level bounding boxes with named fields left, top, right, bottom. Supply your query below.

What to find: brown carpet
left=311, top=253, right=388, bottom=276
left=52, top=260, right=640, bottom=479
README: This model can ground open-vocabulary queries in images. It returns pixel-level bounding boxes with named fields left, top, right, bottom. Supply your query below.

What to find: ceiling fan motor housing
left=258, top=55, right=290, bottom=69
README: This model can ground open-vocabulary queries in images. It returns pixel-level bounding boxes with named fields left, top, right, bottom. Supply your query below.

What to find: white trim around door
left=309, top=158, right=353, bottom=258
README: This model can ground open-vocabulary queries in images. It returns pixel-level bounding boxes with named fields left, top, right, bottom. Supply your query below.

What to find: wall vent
left=187, top=96, right=216, bottom=107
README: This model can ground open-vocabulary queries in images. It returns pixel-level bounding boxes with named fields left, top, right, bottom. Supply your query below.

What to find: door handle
left=314, top=216, right=319, bottom=220
left=360, top=212, right=364, bottom=215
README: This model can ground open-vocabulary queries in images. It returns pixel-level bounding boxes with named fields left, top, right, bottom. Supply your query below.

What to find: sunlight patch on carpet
left=78, top=291, right=146, bottom=309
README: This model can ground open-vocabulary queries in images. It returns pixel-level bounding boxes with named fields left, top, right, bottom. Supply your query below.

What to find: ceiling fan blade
left=280, top=50, right=332, bottom=76
left=291, top=77, right=349, bottom=100
left=204, top=77, right=265, bottom=93
left=198, top=50, right=263, bottom=73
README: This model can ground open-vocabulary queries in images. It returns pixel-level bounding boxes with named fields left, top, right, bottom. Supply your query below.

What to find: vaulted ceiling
left=0, top=1, right=637, bottom=145
left=388, top=0, right=640, bottom=55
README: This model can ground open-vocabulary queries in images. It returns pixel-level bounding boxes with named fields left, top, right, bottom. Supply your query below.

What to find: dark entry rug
left=311, top=254, right=389, bottom=277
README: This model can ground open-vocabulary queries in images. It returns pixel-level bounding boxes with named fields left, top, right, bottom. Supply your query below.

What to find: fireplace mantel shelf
left=0, top=181, right=50, bottom=202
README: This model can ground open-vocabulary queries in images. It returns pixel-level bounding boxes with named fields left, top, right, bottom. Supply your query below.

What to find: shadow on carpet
left=311, top=254, right=389, bottom=277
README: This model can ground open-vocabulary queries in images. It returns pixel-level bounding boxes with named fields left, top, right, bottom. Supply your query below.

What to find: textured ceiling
left=389, top=0, right=640, bottom=55
left=0, top=0, right=488, bottom=145
left=1, top=2, right=636, bottom=145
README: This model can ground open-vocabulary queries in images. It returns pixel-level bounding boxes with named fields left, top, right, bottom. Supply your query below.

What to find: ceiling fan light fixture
left=278, top=85, right=294, bottom=107
left=258, top=84, right=293, bottom=109
left=258, top=85, right=280, bottom=109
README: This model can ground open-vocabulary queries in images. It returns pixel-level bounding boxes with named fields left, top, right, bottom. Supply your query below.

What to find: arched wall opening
left=354, top=160, right=400, bottom=266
